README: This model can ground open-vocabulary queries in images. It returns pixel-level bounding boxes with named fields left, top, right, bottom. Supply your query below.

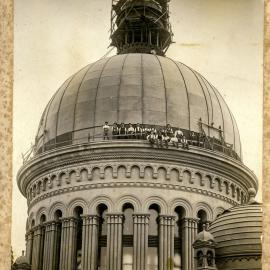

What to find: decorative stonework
left=28, top=181, right=239, bottom=210
left=26, top=161, right=247, bottom=206
left=17, top=142, right=258, bottom=197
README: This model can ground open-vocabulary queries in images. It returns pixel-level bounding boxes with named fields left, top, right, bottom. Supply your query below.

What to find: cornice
left=17, top=142, right=258, bottom=195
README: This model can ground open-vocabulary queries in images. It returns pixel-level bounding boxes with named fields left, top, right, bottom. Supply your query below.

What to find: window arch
left=122, top=203, right=134, bottom=269
left=97, top=204, right=108, bottom=269
left=54, top=209, right=62, bottom=270
left=174, top=206, right=186, bottom=270
left=73, top=206, right=83, bottom=270
left=147, top=203, right=160, bottom=269
left=197, top=210, right=208, bottom=232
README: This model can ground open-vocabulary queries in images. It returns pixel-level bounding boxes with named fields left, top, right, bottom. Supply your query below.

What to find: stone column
left=133, top=213, right=150, bottom=270
left=191, top=219, right=198, bottom=270
left=106, top=213, right=124, bottom=270
left=182, top=218, right=198, bottom=270
left=25, top=230, right=33, bottom=265
left=31, top=225, right=45, bottom=270
left=42, top=221, right=61, bottom=270
left=59, top=217, right=78, bottom=270
left=159, top=215, right=175, bottom=270
left=81, top=215, right=99, bottom=270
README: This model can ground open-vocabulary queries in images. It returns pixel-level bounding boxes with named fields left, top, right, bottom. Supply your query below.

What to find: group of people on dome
left=102, top=121, right=206, bottom=150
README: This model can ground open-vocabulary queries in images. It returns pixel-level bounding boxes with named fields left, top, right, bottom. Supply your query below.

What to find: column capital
left=106, top=213, right=124, bottom=224
left=183, top=217, right=200, bottom=222
left=81, top=214, right=99, bottom=226
left=81, top=214, right=99, bottom=218
left=60, top=217, right=78, bottom=228
left=133, top=213, right=150, bottom=225
left=25, top=231, right=34, bottom=241
left=25, top=230, right=34, bottom=237
left=32, top=224, right=44, bottom=234
left=159, top=214, right=176, bottom=219
left=133, top=212, right=150, bottom=217
left=159, top=214, right=176, bottom=226
left=106, top=212, right=124, bottom=216
left=43, top=220, right=61, bottom=226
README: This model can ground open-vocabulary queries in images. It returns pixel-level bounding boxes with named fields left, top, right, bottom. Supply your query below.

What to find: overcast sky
left=13, top=0, right=263, bottom=258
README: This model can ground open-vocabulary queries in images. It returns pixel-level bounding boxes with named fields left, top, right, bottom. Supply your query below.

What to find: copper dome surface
left=36, top=53, right=241, bottom=157
left=209, top=203, right=262, bottom=257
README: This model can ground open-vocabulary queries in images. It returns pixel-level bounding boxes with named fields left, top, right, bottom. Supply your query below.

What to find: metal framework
left=110, top=0, right=173, bottom=56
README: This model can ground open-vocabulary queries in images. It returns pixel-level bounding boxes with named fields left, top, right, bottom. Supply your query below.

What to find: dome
left=14, top=254, right=29, bottom=265
left=195, top=229, right=215, bottom=243
left=209, top=202, right=262, bottom=258
left=35, top=53, right=241, bottom=158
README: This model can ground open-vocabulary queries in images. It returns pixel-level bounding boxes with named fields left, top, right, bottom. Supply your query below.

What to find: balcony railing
left=22, top=124, right=241, bottom=164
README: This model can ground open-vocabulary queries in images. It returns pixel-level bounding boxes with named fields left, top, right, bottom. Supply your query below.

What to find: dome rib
left=73, top=63, right=95, bottom=133
left=201, top=77, right=223, bottom=134
left=117, top=54, right=129, bottom=123
left=156, top=55, right=168, bottom=125
left=194, top=72, right=213, bottom=136
left=43, top=77, right=70, bottom=139
left=141, top=54, right=145, bottom=124
left=231, top=110, right=242, bottom=158
left=209, top=81, right=226, bottom=140
left=198, top=74, right=214, bottom=129
left=57, top=66, right=91, bottom=138
left=93, top=56, right=115, bottom=136
left=53, top=76, right=75, bottom=139
left=213, top=85, right=236, bottom=153
left=170, top=59, right=191, bottom=130
left=189, top=68, right=210, bottom=134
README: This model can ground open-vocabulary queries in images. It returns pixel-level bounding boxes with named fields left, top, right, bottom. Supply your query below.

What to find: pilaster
left=159, top=215, right=175, bottom=270
left=42, top=221, right=61, bottom=270
left=25, top=230, right=33, bottom=265
left=59, top=217, right=78, bottom=270
left=133, top=213, right=150, bottom=270
left=106, top=213, right=124, bottom=270
left=81, top=215, right=99, bottom=270
left=31, top=225, right=45, bottom=270
left=182, top=218, right=199, bottom=270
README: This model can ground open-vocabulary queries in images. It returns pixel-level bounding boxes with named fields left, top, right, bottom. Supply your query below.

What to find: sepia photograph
left=11, top=0, right=263, bottom=269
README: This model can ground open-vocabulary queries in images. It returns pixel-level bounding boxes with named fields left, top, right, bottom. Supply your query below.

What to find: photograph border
left=0, top=0, right=269, bottom=269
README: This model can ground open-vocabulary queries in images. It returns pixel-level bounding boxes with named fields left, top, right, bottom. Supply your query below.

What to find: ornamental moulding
left=18, top=144, right=257, bottom=195
left=28, top=181, right=239, bottom=210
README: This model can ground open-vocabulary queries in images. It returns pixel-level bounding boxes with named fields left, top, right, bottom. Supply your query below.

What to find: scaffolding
left=110, top=0, right=173, bottom=56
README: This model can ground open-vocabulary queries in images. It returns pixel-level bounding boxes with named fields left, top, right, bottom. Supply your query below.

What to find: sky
left=13, top=0, right=263, bottom=259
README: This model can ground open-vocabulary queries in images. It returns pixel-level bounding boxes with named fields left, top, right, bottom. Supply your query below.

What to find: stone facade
left=17, top=140, right=258, bottom=270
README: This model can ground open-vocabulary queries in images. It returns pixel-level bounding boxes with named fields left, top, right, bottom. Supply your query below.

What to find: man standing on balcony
left=127, top=123, right=135, bottom=139
left=134, top=123, right=142, bottom=139
left=103, top=121, right=110, bottom=140
left=112, top=122, right=119, bottom=139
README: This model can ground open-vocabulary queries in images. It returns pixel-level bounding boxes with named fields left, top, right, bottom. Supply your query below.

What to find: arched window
left=197, top=251, right=204, bottom=267
left=54, top=210, right=63, bottom=270
left=197, top=210, right=207, bottom=233
left=122, top=203, right=134, bottom=269
left=207, top=251, right=214, bottom=267
left=174, top=206, right=186, bottom=270
left=147, top=204, right=160, bottom=270
left=39, top=214, right=46, bottom=268
left=73, top=206, right=83, bottom=270
left=97, top=204, right=108, bottom=269
left=31, top=219, right=35, bottom=228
